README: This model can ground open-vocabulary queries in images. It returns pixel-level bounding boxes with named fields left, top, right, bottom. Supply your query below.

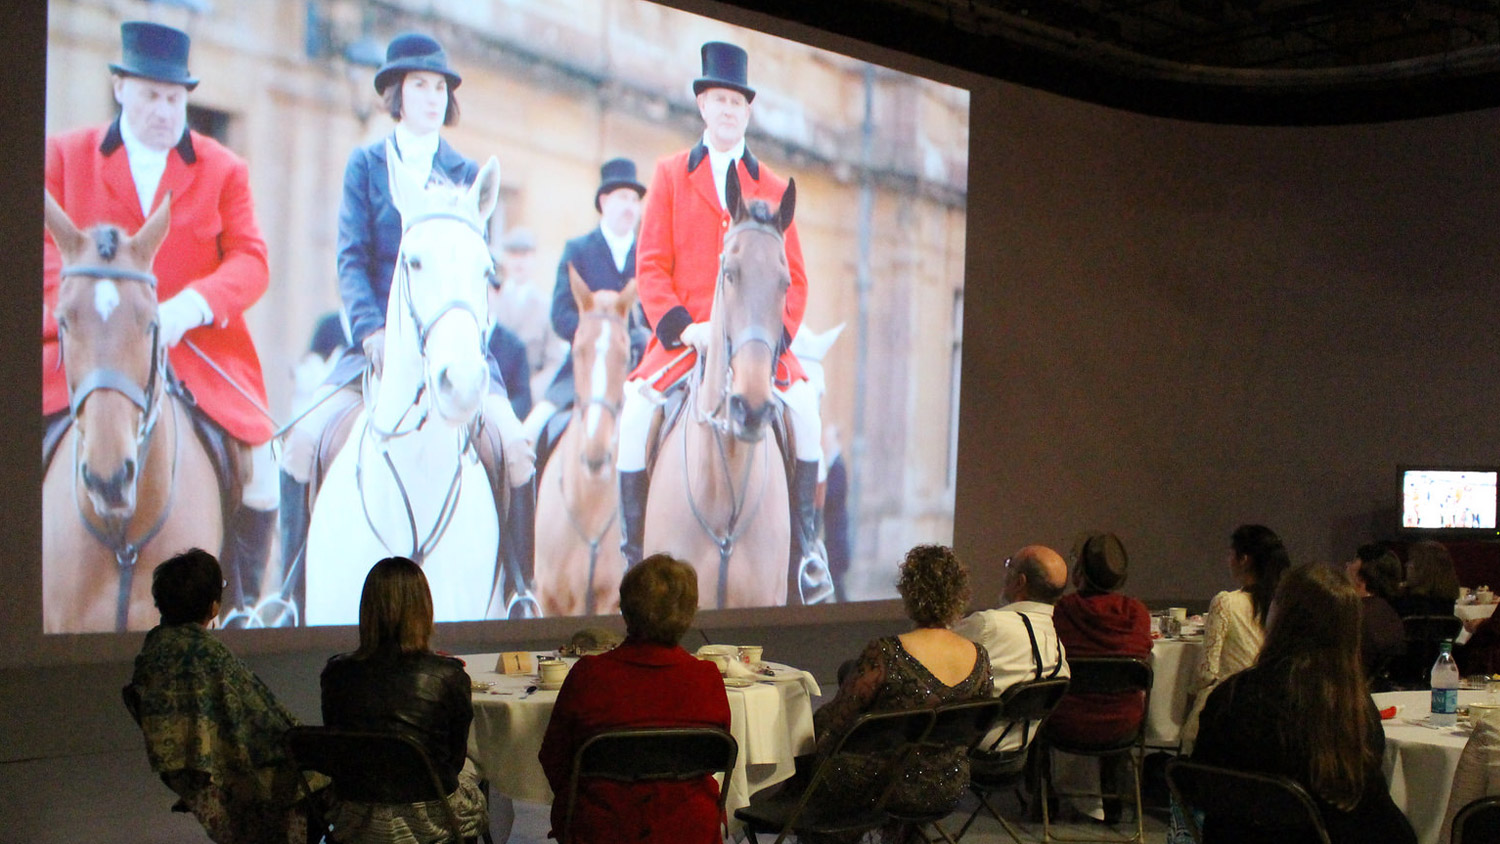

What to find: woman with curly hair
left=809, top=544, right=994, bottom=838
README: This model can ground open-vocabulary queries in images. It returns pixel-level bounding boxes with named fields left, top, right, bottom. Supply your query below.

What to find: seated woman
left=538, top=554, right=730, bottom=844
left=811, top=545, right=993, bottom=832
left=1181, top=524, right=1289, bottom=751
left=1346, top=544, right=1406, bottom=682
left=129, top=548, right=307, bottom=844
left=1192, top=563, right=1417, bottom=844
left=320, top=557, right=488, bottom=842
left=1392, top=539, right=1460, bottom=618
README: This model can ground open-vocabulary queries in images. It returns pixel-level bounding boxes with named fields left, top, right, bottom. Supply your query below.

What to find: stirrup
left=797, top=551, right=836, bottom=604
left=505, top=589, right=542, bottom=620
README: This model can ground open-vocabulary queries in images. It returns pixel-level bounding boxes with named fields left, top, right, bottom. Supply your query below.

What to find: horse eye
left=407, top=255, right=423, bottom=271
left=55, top=315, right=68, bottom=331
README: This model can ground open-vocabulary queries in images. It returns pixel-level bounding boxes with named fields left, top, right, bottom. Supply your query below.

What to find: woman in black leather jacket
left=320, top=557, right=487, bottom=842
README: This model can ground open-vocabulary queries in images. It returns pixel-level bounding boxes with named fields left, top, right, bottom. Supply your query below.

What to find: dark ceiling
left=716, top=0, right=1500, bottom=124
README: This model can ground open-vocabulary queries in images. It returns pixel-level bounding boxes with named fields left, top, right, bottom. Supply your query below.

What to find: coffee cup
left=1169, top=607, right=1188, bottom=623
left=538, top=658, right=569, bottom=686
left=696, top=645, right=738, bottom=674
left=739, top=645, right=764, bottom=665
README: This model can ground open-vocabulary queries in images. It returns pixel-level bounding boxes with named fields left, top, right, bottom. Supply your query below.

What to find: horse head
left=709, top=166, right=795, bottom=443
left=383, top=149, right=501, bottom=428
left=45, top=191, right=170, bottom=518
left=568, top=266, right=636, bottom=475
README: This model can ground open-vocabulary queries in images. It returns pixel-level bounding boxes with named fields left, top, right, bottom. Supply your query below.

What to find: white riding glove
left=158, top=290, right=212, bottom=347
left=679, top=321, right=712, bottom=352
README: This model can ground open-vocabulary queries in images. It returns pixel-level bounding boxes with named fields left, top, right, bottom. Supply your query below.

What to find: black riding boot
left=790, top=459, right=834, bottom=604
left=619, top=470, right=649, bottom=569
left=504, top=476, right=540, bottom=620
left=278, top=470, right=309, bottom=613
left=221, top=504, right=275, bottom=624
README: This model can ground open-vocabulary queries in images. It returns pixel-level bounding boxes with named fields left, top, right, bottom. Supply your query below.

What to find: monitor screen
left=1401, top=468, right=1499, bottom=532
left=40, top=0, right=969, bottom=631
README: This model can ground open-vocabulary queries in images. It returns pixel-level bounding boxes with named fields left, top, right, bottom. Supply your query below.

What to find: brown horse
left=535, top=269, right=637, bottom=616
left=644, top=168, right=793, bottom=609
left=42, top=193, right=223, bottom=633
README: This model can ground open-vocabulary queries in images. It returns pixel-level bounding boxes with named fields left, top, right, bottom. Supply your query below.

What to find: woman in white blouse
left=1180, top=524, right=1290, bottom=751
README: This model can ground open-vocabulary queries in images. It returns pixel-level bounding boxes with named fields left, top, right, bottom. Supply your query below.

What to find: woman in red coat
left=538, top=554, right=731, bottom=843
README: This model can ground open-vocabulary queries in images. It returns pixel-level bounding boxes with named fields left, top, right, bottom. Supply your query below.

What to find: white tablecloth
left=1373, top=689, right=1483, bottom=844
left=1145, top=636, right=1204, bottom=748
left=459, top=652, right=816, bottom=819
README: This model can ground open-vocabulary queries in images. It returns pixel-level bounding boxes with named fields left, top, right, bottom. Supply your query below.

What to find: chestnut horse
left=535, top=270, right=637, bottom=616
left=42, top=193, right=223, bottom=632
left=644, top=168, right=794, bottom=608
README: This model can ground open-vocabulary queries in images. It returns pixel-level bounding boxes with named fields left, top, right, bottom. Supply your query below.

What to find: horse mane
left=91, top=227, right=121, bottom=261
left=747, top=200, right=777, bottom=226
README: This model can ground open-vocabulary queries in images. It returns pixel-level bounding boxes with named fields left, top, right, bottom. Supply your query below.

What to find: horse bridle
left=700, top=219, right=785, bottom=437
left=58, top=263, right=177, bottom=632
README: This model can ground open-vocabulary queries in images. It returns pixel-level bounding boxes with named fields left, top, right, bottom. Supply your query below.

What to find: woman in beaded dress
left=810, top=544, right=993, bottom=840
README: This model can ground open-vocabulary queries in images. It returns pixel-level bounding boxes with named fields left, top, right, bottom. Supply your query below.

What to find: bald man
left=953, top=545, right=1072, bottom=751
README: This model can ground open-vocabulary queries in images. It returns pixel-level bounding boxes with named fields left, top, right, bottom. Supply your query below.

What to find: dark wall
left=3, top=1, right=1498, bottom=670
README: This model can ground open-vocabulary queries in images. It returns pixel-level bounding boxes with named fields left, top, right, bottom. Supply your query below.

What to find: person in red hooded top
left=1047, top=532, right=1152, bottom=824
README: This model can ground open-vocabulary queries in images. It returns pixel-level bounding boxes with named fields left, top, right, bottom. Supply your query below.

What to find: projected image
left=42, top=0, right=969, bottom=631
left=1403, top=470, right=1498, bottom=530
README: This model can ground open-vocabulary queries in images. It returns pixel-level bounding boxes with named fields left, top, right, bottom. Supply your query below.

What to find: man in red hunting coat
left=617, top=41, right=832, bottom=602
left=43, top=22, right=278, bottom=613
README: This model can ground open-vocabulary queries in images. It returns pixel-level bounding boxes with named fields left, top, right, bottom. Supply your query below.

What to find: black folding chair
left=1392, top=615, right=1463, bottom=688
left=735, top=707, right=935, bottom=844
left=1165, top=758, right=1330, bottom=844
left=1037, top=657, right=1152, bottom=844
left=1454, top=794, right=1500, bottom=844
left=559, top=726, right=738, bottom=844
left=284, top=725, right=494, bottom=844
left=954, top=677, right=1072, bottom=843
left=882, top=699, right=1007, bottom=843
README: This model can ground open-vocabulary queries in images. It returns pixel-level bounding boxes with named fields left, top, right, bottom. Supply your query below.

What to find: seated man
left=129, top=549, right=309, bottom=844
left=538, top=554, right=731, bottom=843
left=953, top=545, right=1071, bottom=754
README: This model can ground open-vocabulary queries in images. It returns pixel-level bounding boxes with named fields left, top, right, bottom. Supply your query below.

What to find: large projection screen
left=37, top=0, right=968, bottom=634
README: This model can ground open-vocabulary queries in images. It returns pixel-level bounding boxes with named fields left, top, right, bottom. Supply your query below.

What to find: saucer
left=724, top=677, right=756, bottom=688
left=537, top=680, right=564, bottom=691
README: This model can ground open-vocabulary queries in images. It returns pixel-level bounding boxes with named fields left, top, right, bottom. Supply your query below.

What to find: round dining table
left=1372, top=688, right=1484, bottom=844
left=458, top=652, right=819, bottom=823
left=1145, top=635, right=1205, bottom=748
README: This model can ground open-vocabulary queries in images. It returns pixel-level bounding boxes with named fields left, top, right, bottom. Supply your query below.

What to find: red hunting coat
left=538, top=640, right=732, bottom=844
left=43, top=121, right=273, bottom=444
left=632, top=143, right=808, bottom=388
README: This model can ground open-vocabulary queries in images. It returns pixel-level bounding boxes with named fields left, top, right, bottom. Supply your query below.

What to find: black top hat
left=693, top=41, right=755, bottom=103
left=595, top=158, right=646, bottom=211
left=109, top=22, right=198, bottom=90
left=373, top=33, right=462, bottom=93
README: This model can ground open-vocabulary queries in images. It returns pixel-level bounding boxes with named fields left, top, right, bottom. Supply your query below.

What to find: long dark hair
left=1232, top=524, right=1290, bottom=626
left=1254, top=563, right=1371, bottom=811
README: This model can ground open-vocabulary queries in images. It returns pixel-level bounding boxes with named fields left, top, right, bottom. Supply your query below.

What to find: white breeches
left=242, top=442, right=279, bottom=510
left=615, top=376, right=823, bottom=473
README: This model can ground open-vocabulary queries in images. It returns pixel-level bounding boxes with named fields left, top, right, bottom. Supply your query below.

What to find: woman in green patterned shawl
left=128, top=548, right=309, bottom=843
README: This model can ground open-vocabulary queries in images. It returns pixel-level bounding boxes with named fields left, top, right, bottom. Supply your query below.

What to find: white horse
left=305, top=150, right=504, bottom=625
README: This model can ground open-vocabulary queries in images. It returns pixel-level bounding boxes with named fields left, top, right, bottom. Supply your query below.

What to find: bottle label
left=1432, top=688, right=1458, bottom=715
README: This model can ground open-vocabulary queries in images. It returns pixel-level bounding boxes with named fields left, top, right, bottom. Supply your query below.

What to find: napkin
left=723, top=659, right=823, bottom=697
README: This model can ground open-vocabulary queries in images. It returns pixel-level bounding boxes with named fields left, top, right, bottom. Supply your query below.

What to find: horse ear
left=568, top=263, right=593, bottom=312
left=130, top=193, right=172, bottom=265
left=470, top=157, right=502, bottom=223
left=616, top=279, right=638, bottom=317
left=725, top=164, right=744, bottom=222
left=42, top=189, right=88, bottom=260
left=777, top=178, right=796, bottom=233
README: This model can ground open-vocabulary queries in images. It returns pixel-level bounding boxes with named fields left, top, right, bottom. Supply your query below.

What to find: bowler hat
left=693, top=41, right=755, bottom=102
left=1075, top=532, right=1129, bottom=592
left=373, top=33, right=462, bottom=94
left=109, top=22, right=198, bottom=90
left=594, top=157, right=646, bottom=211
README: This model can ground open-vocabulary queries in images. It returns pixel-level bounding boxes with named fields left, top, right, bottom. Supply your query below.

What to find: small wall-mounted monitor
left=1399, top=466, right=1500, bottom=538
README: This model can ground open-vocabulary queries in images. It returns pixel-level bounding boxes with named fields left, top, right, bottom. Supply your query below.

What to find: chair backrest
left=1047, top=657, right=1152, bottom=752
left=284, top=726, right=463, bottom=841
left=121, top=683, right=142, bottom=726
left=562, top=727, right=738, bottom=844
left=1454, top=795, right=1500, bottom=844
left=1165, top=758, right=1331, bottom=844
left=951, top=677, right=1071, bottom=758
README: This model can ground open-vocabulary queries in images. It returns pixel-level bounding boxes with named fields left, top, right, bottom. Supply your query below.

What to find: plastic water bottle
left=1431, top=641, right=1460, bottom=727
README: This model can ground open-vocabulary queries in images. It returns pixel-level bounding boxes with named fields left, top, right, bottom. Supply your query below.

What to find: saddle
left=642, top=374, right=797, bottom=485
